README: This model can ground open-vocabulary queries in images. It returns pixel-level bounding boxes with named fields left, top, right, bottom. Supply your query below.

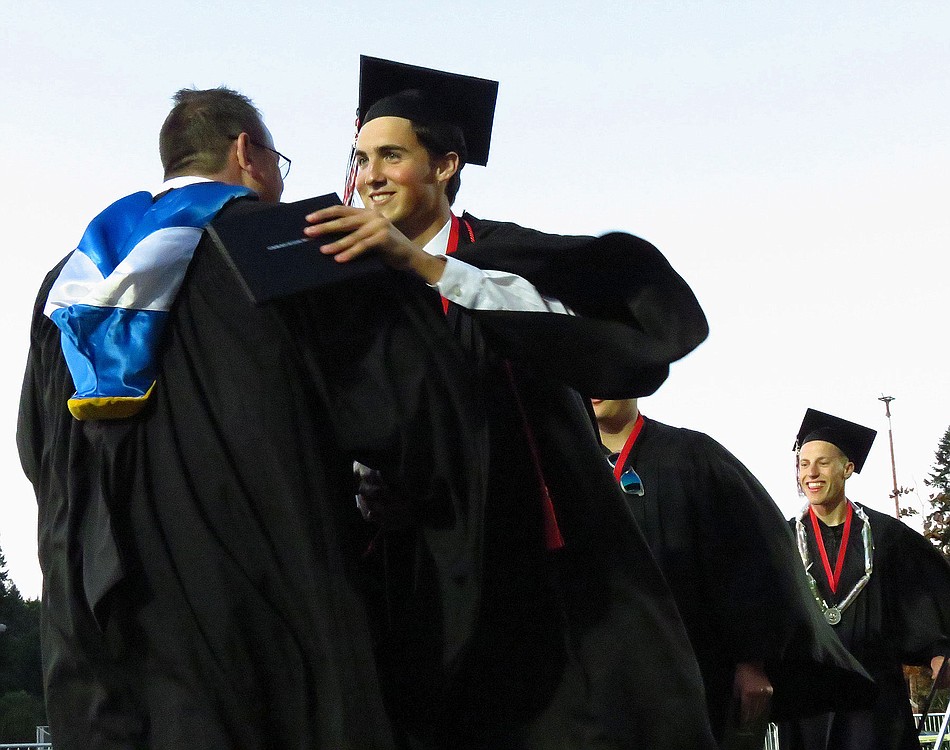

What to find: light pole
left=878, top=395, right=911, bottom=518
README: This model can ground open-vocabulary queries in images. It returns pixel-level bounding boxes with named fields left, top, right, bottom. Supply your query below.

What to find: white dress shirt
left=423, top=218, right=573, bottom=315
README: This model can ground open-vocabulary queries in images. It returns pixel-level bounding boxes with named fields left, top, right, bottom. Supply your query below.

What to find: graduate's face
left=798, top=440, right=854, bottom=510
left=355, top=116, right=454, bottom=243
left=591, top=398, right=638, bottom=428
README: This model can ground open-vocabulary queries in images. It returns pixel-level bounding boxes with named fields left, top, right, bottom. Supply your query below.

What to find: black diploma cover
left=207, top=192, right=388, bottom=303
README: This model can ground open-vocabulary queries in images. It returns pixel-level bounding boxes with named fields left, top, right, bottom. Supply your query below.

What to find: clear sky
left=2, top=0, right=949, bottom=599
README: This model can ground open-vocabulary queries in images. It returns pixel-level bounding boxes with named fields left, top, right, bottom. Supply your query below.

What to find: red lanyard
left=808, top=502, right=853, bottom=594
left=613, top=413, right=645, bottom=482
left=441, top=214, right=474, bottom=314
left=447, top=213, right=462, bottom=254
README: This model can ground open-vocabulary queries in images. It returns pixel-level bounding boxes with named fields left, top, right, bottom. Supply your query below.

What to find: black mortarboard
left=795, top=408, right=877, bottom=474
left=357, top=55, right=498, bottom=166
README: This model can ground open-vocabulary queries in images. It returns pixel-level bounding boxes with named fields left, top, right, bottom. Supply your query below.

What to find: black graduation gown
left=18, top=202, right=714, bottom=749
left=19, top=198, right=500, bottom=749
left=362, top=215, right=720, bottom=749
left=616, top=417, right=876, bottom=740
left=780, top=504, right=950, bottom=750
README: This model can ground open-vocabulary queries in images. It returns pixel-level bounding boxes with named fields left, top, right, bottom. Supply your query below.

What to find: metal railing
left=918, top=709, right=950, bottom=748
left=3, top=717, right=941, bottom=750
left=0, top=723, right=778, bottom=750
left=0, top=725, right=780, bottom=750
left=0, top=726, right=51, bottom=750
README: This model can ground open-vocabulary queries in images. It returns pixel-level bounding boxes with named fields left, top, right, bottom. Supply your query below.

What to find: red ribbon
left=613, top=413, right=645, bottom=483
left=444, top=216, right=563, bottom=549
left=808, top=502, right=853, bottom=594
left=503, top=360, right=565, bottom=550
left=441, top=214, right=474, bottom=313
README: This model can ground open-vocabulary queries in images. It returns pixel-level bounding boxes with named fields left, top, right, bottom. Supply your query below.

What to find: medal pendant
left=824, top=606, right=842, bottom=626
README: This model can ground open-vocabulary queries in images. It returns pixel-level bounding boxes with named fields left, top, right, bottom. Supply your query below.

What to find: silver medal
left=824, top=606, right=842, bottom=626
left=796, top=502, right=874, bottom=632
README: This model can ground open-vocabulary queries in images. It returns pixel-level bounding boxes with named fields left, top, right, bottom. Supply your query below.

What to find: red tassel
left=503, top=360, right=565, bottom=550
left=343, top=112, right=360, bottom=206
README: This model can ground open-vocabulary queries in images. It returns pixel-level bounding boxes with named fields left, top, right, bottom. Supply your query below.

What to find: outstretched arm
left=305, top=204, right=447, bottom=283
left=305, top=204, right=572, bottom=314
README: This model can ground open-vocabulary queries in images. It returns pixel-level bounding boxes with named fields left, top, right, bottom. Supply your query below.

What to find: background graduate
left=780, top=409, right=950, bottom=750
left=593, top=397, right=875, bottom=747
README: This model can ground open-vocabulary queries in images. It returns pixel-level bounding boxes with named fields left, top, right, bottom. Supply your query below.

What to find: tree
left=924, top=426, right=950, bottom=560
left=0, top=547, right=22, bottom=615
left=0, top=690, right=45, bottom=744
left=0, top=544, right=45, bottom=740
left=928, top=426, right=950, bottom=492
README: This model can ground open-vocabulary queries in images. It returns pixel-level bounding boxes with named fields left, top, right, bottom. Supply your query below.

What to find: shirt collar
left=421, top=217, right=453, bottom=257
left=155, top=175, right=214, bottom=194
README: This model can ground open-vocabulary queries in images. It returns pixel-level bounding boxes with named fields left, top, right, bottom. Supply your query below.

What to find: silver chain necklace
left=795, top=500, right=873, bottom=626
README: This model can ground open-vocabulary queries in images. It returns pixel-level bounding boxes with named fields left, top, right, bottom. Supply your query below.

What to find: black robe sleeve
left=452, top=215, right=709, bottom=397
left=17, top=256, right=141, bottom=744
left=874, top=510, right=950, bottom=665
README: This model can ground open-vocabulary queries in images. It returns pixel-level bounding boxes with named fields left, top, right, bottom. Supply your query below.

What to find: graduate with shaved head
left=781, top=409, right=950, bottom=750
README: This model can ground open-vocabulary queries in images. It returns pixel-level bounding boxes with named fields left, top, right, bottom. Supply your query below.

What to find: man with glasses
left=19, top=86, right=472, bottom=748
left=20, top=86, right=294, bottom=748
left=593, top=397, right=875, bottom=748
left=245, top=139, right=291, bottom=182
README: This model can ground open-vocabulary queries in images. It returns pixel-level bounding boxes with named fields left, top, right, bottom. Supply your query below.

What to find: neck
left=812, top=497, right=850, bottom=526
left=404, top=203, right=452, bottom=248
left=599, top=408, right=640, bottom=454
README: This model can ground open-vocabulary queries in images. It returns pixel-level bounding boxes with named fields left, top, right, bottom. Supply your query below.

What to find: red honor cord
left=809, top=502, right=853, bottom=594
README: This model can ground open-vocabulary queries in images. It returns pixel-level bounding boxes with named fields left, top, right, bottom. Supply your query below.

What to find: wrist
left=412, top=252, right=447, bottom=284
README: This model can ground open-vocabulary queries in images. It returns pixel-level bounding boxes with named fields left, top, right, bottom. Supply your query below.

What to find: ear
left=843, top=461, right=855, bottom=480
left=234, top=132, right=254, bottom=173
left=434, top=151, right=460, bottom=185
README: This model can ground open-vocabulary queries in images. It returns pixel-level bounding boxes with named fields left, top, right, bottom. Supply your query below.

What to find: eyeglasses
left=247, top=138, right=292, bottom=179
left=606, top=453, right=645, bottom=496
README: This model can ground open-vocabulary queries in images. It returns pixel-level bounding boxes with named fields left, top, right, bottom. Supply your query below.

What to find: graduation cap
left=795, top=408, right=877, bottom=474
left=356, top=55, right=499, bottom=167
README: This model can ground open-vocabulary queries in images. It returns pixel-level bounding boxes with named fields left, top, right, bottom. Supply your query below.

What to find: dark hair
left=411, top=121, right=467, bottom=205
left=159, top=87, right=265, bottom=179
